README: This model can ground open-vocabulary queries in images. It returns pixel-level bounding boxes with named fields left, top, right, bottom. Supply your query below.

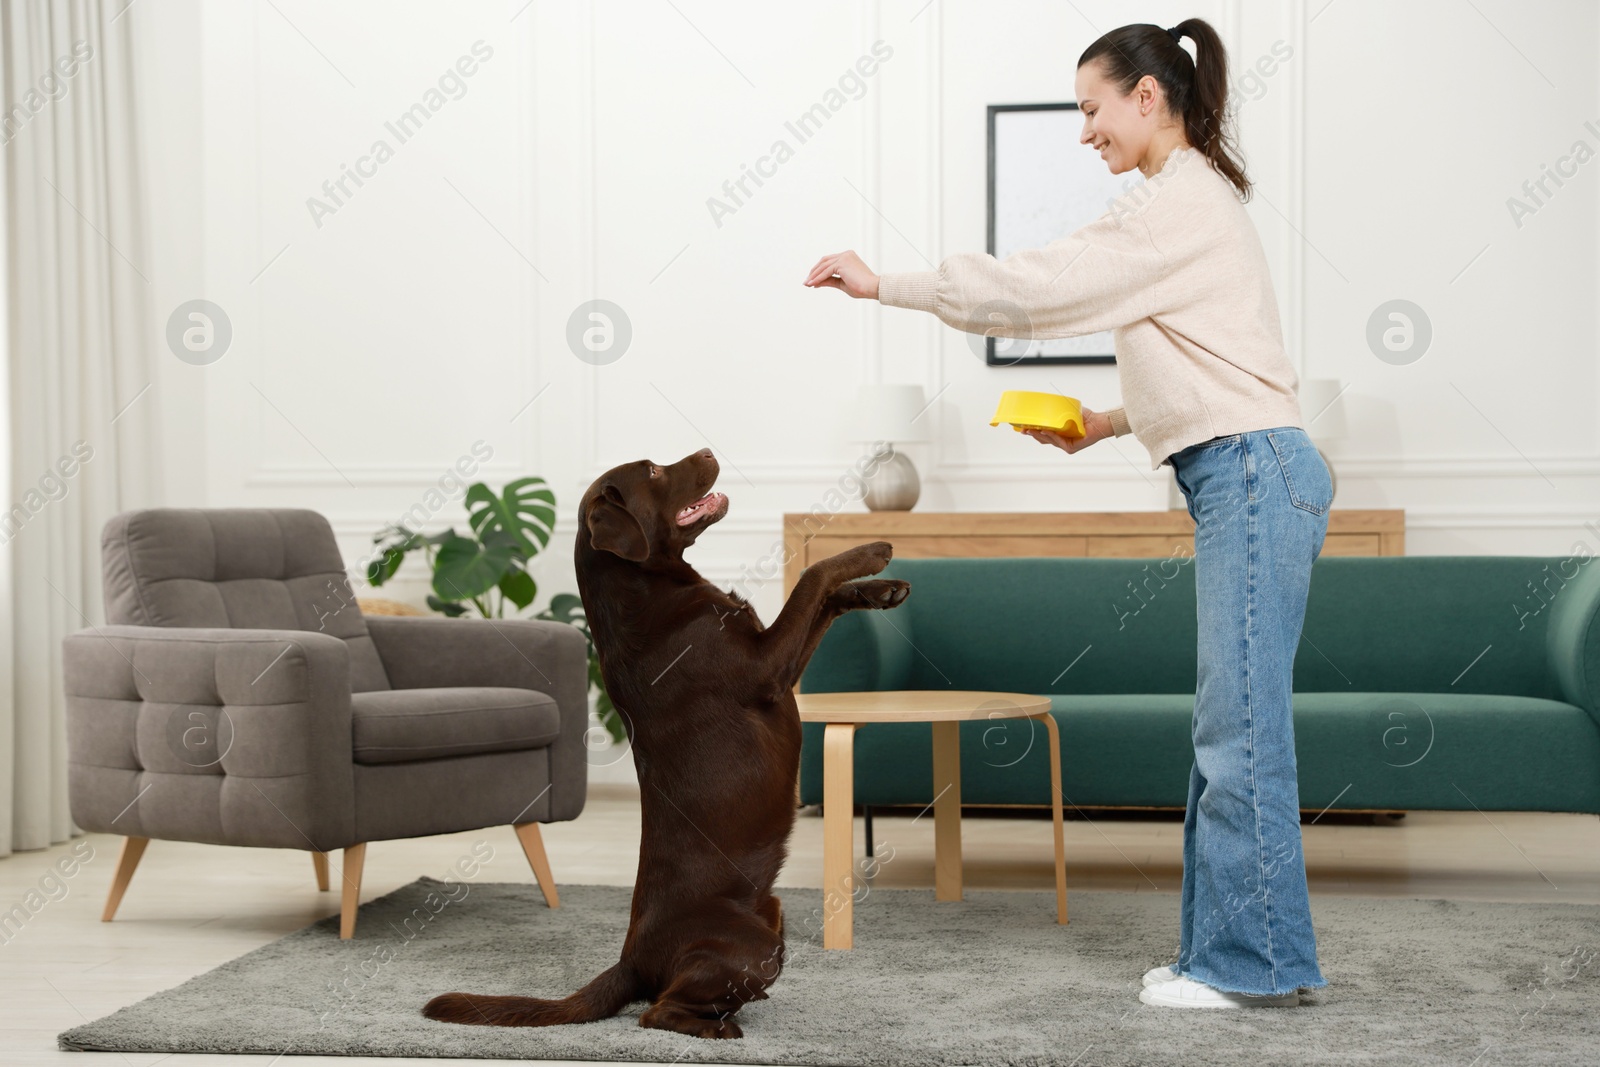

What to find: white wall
left=132, top=0, right=206, bottom=508
left=129, top=0, right=1600, bottom=626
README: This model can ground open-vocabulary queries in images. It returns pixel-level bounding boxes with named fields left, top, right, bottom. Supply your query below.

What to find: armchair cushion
left=101, top=508, right=391, bottom=693
left=351, top=687, right=561, bottom=765
left=365, top=616, right=590, bottom=822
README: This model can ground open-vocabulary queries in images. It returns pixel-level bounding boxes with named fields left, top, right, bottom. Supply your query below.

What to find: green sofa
left=798, top=555, right=1600, bottom=814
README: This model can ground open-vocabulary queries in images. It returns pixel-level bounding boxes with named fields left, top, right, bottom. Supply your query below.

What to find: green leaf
left=531, top=587, right=619, bottom=741
left=537, top=592, right=586, bottom=627
left=426, top=595, right=469, bottom=617
left=466, top=477, right=557, bottom=558
left=432, top=533, right=515, bottom=602
left=367, top=525, right=426, bottom=586
left=372, top=523, right=419, bottom=546
left=498, top=568, right=537, bottom=610
left=366, top=545, right=405, bottom=586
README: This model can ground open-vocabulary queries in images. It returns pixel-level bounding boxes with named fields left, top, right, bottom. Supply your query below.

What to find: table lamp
left=1300, top=378, right=1348, bottom=501
left=850, top=384, right=931, bottom=511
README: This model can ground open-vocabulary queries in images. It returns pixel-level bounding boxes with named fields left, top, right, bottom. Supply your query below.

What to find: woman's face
left=1075, top=59, right=1157, bottom=176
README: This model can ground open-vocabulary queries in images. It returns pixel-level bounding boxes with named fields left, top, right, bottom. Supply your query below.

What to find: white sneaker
left=1143, top=965, right=1314, bottom=995
left=1139, top=974, right=1299, bottom=1009
left=1142, top=965, right=1177, bottom=988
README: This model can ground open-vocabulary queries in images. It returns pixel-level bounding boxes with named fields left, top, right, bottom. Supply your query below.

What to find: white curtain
left=1, top=0, right=160, bottom=857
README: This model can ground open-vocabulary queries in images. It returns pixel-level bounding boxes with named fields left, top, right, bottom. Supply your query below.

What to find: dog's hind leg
left=638, top=933, right=782, bottom=1040
left=757, top=893, right=784, bottom=940
left=639, top=1000, right=742, bottom=1040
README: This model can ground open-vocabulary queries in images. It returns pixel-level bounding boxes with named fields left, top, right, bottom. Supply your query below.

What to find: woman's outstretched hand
left=1022, top=407, right=1114, bottom=455
left=804, top=251, right=879, bottom=299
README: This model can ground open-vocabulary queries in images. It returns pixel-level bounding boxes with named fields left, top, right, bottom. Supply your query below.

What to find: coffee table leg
left=822, top=722, right=858, bottom=950
left=931, top=719, right=963, bottom=902
left=1034, top=712, right=1068, bottom=924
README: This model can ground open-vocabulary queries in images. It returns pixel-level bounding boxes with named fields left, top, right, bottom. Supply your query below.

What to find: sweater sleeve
left=876, top=208, right=1166, bottom=340
left=1105, top=407, right=1132, bottom=438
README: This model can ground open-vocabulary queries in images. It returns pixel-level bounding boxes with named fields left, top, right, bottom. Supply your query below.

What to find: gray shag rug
left=58, top=878, right=1599, bottom=1066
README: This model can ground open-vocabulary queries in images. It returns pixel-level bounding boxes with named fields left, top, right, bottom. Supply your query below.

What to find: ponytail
left=1077, top=17, right=1251, bottom=201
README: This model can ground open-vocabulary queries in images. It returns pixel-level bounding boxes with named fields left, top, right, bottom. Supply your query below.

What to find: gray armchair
left=63, top=508, right=588, bottom=937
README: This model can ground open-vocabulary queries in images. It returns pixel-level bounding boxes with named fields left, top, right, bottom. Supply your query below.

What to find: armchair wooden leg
left=339, top=843, right=367, bottom=940
left=101, top=836, right=149, bottom=922
left=513, top=822, right=560, bottom=908
left=312, top=851, right=330, bottom=892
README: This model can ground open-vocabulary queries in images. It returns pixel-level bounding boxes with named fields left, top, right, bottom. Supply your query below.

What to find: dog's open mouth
left=676, top=491, right=727, bottom=526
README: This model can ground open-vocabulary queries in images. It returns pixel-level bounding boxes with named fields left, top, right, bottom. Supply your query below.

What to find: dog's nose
left=695, top=448, right=713, bottom=461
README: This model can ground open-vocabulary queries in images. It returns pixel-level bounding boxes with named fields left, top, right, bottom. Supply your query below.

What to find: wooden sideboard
left=781, top=510, right=1405, bottom=593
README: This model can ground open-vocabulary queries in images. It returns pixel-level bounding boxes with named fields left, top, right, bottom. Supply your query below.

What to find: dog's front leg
left=783, top=579, right=911, bottom=688
left=758, top=542, right=894, bottom=690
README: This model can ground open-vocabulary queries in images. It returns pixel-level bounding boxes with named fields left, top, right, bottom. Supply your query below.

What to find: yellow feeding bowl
left=990, top=390, right=1085, bottom=437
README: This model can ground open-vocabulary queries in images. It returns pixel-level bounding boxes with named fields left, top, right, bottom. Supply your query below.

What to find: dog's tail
left=422, top=964, right=638, bottom=1028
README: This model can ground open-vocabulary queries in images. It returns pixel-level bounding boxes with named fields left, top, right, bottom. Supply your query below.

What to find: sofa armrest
left=364, top=616, right=589, bottom=821
left=1548, top=560, right=1600, bottom=727
left=799, top=607, right=915, bottom=693
left=62, top=625, right=356, bottom=849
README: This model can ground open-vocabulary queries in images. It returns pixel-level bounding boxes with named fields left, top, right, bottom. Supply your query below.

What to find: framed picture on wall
left=986, top=102, right=1136, bottom=366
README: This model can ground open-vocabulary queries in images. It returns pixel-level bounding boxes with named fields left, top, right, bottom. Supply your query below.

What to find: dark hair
left=1077, top=18, right=1251, bottom=201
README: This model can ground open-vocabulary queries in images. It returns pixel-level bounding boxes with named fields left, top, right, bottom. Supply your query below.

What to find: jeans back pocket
left=1266, top=429, right=1333, bottom=516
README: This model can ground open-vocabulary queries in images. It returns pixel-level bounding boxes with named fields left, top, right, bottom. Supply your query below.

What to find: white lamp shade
left=1300, top=378, right=1348, bottom=441
left=850, top=384, right=930, bottom=444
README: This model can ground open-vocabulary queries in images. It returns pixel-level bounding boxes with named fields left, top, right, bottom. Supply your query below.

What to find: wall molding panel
left=168, top=0, right=1598, bottom=629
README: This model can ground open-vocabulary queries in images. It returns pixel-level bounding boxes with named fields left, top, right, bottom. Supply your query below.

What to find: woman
left=803, top=18, right=1331, bottom=1009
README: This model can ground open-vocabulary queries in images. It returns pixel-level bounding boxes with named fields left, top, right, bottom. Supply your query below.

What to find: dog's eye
left=650, top=466, right=661, bottom=478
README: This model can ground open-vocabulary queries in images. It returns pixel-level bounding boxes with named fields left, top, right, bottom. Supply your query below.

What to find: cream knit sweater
left=877, top=145, right=1305, bottom=470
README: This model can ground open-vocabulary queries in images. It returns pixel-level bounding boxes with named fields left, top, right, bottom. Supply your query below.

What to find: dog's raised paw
left=877, top=579, right=910, bottom=607
left=841, top=579, right=909, bottom=608
left=840, top=540, right=893, bottom=576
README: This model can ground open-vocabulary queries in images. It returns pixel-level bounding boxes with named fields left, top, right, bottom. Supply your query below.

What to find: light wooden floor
left=4, top=785, right=1596, bottom=1066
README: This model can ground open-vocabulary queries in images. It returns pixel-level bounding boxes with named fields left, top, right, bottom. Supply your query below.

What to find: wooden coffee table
left=795, top=690, right=1066, bottom=949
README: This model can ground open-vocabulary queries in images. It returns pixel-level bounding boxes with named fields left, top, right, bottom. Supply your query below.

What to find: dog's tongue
left=676, top=491, right=721, bottom=526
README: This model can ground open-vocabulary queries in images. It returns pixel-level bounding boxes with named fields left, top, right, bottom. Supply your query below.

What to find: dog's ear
left=586, top=485, right=649, bottom=561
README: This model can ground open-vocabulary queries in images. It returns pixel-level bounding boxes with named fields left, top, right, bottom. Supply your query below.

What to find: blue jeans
left=1168, top=426, right=1331, bottom=995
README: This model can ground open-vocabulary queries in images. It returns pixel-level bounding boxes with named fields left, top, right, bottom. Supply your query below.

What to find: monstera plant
left=534, top=592, right=623, bottom=744
left=367, top=478, right=625, bottom=743
left=368, top=478, right=556, bottom=617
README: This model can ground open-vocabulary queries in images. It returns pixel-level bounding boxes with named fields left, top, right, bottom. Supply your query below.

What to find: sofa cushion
left=798, top=691, right=1600, bottom=814
left=351, top=687, right=561, bottom=765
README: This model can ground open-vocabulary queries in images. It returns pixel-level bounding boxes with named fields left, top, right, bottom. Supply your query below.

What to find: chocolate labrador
left=423, top=447, right=909, bottom=1038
